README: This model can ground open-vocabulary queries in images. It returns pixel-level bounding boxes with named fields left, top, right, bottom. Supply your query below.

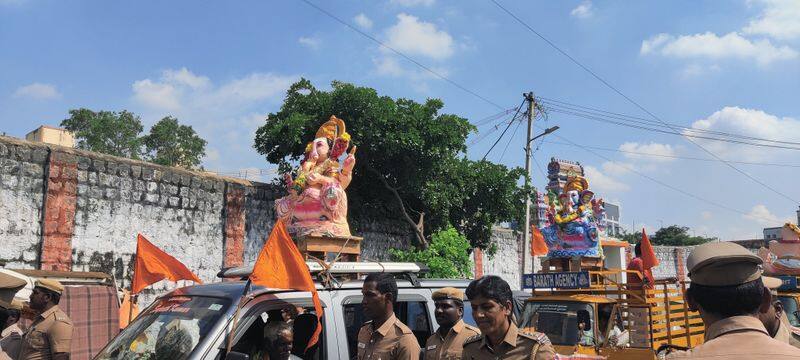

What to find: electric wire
left=483, top=99, right=525, bottom=160
left=491, top=0, right=799, bottom=204
left=544, top=140, right=800, bottom=168
left=299, top=0, right=505, bottom=110
left=537, top=125, right=782, bottom=224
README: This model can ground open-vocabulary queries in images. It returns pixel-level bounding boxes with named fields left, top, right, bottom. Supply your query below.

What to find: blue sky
left=2, top=0, right=799, bottom=240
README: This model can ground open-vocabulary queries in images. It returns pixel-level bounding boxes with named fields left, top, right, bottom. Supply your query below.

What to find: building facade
left=25, top=126, right=75, bottom=147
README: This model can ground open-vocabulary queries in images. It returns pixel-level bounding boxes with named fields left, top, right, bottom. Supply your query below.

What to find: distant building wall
left=25, top=126, right=75, bottom=148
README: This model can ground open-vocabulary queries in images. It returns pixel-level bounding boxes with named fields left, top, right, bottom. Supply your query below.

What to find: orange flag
left=119, top=290, right=140, bottom=329
left=531, top=225, right=549, bottom=256
left=640, top=229, right=660, bottom=269
left=131, top=234, right=202, bottom=294
left=249, top=221, right=323, bottom=350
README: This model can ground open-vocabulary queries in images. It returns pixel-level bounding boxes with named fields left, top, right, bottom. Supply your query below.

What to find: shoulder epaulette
left=464, top=324, right=480, bottom=333
left=519, top=330, right=551, bottom=345
left=464, top=334, right=483, bottom=345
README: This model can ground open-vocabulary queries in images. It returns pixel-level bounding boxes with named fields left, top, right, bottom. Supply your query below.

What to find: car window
left=227, top=300, right=324, bottom=360
left=95, top=296, right=229, bottom=360
left=343, top=301, right=431, bottom=359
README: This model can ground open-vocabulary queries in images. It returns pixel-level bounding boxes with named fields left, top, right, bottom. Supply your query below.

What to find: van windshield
left=520, top=301, right=595, bottom=346
left=96, top=296, right=230, bottom=360
left=779, top=296, right=800, bottom=327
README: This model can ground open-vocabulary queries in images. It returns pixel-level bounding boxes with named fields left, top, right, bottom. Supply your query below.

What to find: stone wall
left=0, top=139, right=48, bottom=268
left=0, top=135, right=418, bottom=301
left=472, top=226, right=541, bottom=290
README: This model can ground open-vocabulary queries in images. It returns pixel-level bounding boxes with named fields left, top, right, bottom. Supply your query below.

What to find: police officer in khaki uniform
left=424, top=287, right=479, bottom=360
left=1, top=271, right=28, bottom=360
left=357, top=273, right=420, bottom=360
left=759, top=280, right=800, bottom=348
left=461, top=276, right=555, bottom=360
left=19, top=279, right=73, bottom=360
left=666, top=242, right=800, bottom=359
left=1, top=301, right=25, bottom=360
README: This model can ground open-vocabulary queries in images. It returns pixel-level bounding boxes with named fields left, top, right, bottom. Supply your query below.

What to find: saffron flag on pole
left=131, top=234, right=202, bottom=294
left=640, top=228, right=660, bottom=269
left=249, top=220, right=323, bottom=350
left=531, top=225, right=549, bottom=256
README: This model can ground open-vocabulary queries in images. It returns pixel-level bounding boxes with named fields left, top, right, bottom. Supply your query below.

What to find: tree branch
left=366, top=165, right=428, bottom=248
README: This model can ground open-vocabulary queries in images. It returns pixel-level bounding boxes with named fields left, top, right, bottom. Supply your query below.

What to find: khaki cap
left=7, top=300, right=24, bottom=311
left=687, top=242, right=767, bottom=286
left=432, top=287, right=464, bottom=302
left=35, top=279, right=65, bottom=295
left=0, top=272, right=27, bottom=309
left=762, top=275, right=784, bottom=295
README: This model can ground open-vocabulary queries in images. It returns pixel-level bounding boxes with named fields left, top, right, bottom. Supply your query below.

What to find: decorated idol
left=541, top=174, right=604, bottom=258
left=275, top=116, right=356, bottom=237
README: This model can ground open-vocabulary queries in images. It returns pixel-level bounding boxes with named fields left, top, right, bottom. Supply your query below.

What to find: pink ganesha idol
left=759, top=223, right=800, bottom=275
left=275, top=116, right=356, bottom=237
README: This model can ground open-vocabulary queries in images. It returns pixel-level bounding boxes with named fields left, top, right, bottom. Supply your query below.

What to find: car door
left=330, top=287, right=434, bottom=360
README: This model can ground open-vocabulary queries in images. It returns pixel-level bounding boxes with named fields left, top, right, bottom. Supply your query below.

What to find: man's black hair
left=634, top=242, right=642, bottom=257
left=687, top=278, right=765, bottom=317
left=37, top=287, right=61, bottom=305
left=465, top=275, right=512, bottom=306
left=364, top=273, right=398, bottom=303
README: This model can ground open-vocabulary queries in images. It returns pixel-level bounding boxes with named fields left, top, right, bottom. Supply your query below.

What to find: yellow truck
left=520, top=269, right=705, bottom=359
left=774, top=275, right=800, bottom=331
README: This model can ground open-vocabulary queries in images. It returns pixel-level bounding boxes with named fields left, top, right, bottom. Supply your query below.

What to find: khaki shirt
left=357, top=314, right=421, bottom=360
left=19, top=306, right=73, bottom=360
left=461, top=322, right=555, bottom=360
left=774, top=314, right=800, bottom=349
left=424, top=320, right=480, bottom=360
left=667, top=316, right=800, bottom=359
left=1, top=323, right=23, bottom=360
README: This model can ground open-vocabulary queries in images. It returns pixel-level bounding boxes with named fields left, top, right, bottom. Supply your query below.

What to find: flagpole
left=129, top=241, right=138, bottom=326
left=226, top=278, right=252, bottom=355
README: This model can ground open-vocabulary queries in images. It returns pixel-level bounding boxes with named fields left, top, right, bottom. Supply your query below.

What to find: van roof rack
left=217, top=261, right=430, bottom=280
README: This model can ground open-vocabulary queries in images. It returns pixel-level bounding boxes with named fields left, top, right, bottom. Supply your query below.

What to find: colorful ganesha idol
left=275, top=116, right=356, bottom=237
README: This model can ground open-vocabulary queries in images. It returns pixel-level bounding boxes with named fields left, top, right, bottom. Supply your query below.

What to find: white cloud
left=618, top=142, right=676, bottom=162
left=679, top=63, right=721, bottom=78
left=389, top=0, right=434, bottom=7
left=354, top=13, right=373, bottom=29
left=130, top=68, right=297, bottom=177
left=298, top=36, right=321, bottom=49
left=686, top=106, right=800, bottom=161
left=132, top=68, right=295, bottom=112
left=640, top=32, right=797, bottom=65
left=384, top=13, right=454, bottom=60
left=13, top=83, right=61, bottom=100
left=743, top=0, right=800, bottom=40
left=701, top=211, right=713, bottom=220
left=743, top=204, right=791, bottom=225
left=584, top=165, right=629, bottom=192
left=162, top=67, right=210, bottom=89
left=570, top=1, right=593, bottom=19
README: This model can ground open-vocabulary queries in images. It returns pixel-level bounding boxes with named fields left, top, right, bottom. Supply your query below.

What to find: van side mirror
left=226, top=351, right=249, bottom=360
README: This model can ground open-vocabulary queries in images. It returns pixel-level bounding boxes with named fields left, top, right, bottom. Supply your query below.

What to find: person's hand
left=343, top=146, right=357, bottom=173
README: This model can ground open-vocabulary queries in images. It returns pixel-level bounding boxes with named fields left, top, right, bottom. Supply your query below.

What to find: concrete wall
left=0, top=135, right=419, bottom=302
left=0, top=140, right=48, bottom=268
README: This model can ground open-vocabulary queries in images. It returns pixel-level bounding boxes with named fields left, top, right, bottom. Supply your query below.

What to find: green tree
left=390, top=227, right=473, bottom=278
left=619, top=230, right=643, bottom=244
left=651, top=225, right=716, bottom=246
left=61, top=108, right=144, bottom=158
left=254, top=79, right=524, bottom=249
left=142, top=116, right=207, bottom=168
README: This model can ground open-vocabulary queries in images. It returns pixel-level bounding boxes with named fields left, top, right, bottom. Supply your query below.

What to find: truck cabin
left=520, top=295, right=621, bottom=349
left=775, top=275, right=800, bottom=327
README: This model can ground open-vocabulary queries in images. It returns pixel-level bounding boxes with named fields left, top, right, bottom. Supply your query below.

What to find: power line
left=537, top=125, right=782, bottom=224
left=499, top=111, right=525, bottom=162
left=544, top=101, right=800, bottom=149
left=544, top=140, right=800, bottom=168
left=548, top=108, right=800, bottom=151
left=491, top=0, right=799, bottom=204
left=483, top=99, right=525, bottom=160
left=299, top=0, right=504, bottom=111
left=474, top=107, right=517, bottom=127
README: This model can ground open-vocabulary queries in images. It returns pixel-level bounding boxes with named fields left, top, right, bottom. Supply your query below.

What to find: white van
left=94, top=262, right=529, bottom=360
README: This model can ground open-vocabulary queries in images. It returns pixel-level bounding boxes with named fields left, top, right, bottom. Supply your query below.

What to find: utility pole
left=521, top=92, right=535, bottom=286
